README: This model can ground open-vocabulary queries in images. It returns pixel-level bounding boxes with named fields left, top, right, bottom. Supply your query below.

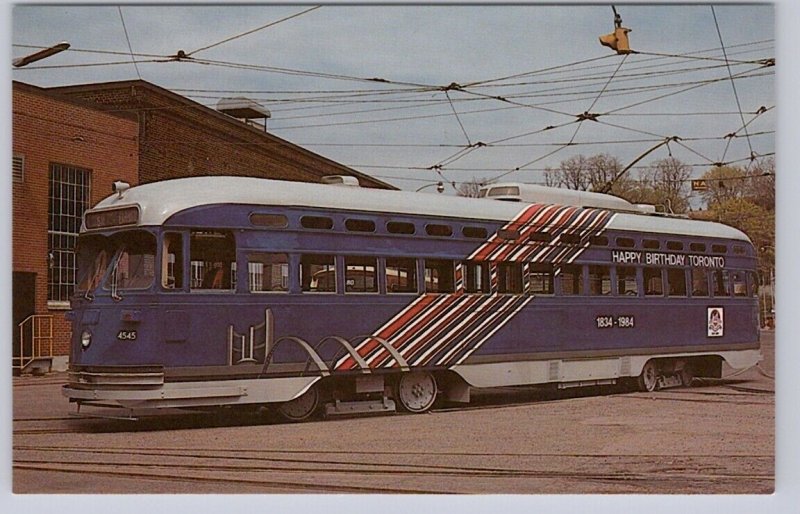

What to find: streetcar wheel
left=396, top=371, right=438, bottom=413
left=278, top=385, right=320, bottom=422
left=637, top=360, right=659, bottom=392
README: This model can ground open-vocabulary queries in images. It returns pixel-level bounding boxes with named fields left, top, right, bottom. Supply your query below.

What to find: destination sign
left=611, top=250, right=725, bottom=268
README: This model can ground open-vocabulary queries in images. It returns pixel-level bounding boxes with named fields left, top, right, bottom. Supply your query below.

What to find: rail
left=15, top=314, right=54, bottom=371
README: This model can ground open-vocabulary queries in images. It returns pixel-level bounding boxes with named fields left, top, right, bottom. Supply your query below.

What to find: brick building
left=12, top=82, right=140, bottom=370
left=48, top=80, right=393, bottom=189
left=12, top=79, right=393, bottom=372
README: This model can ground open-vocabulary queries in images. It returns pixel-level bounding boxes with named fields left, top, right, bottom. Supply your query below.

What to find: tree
left=545, top=154, right=692, bottom=213
left=699, top=165, right=750, bottom=205
left=456, top=177, right=487, bottom=198
left=544, top=153, right=634, bottom=197
left=643, top=157, right=692, bottom=214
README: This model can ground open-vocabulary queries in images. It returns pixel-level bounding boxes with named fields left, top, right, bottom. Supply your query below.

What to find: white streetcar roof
left=86, top=176, right=750, bottom=242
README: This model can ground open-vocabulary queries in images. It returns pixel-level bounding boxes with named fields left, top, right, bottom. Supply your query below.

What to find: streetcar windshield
left=76, top=235, right=113, bottom=292
left=105, top=231, right=157, bottom=291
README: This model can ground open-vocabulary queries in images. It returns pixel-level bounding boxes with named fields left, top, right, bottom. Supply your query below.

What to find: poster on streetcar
left=707, top=307, right=725, bottom=337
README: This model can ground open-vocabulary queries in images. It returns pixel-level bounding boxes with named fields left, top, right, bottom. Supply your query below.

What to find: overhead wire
left=117, top=7, right=142, bottom=79
left=348, top=153, right=774, bottom=174
left=711, top=5, right=755, bottom=164
left=186, top=6, right=323, bottom=57
left=11, top=15, right=773, bottom=190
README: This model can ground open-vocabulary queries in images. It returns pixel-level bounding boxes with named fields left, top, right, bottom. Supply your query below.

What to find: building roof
left=12, top=81, right=138, bottom=123
left=47, top=79, right=396, bottom=190
left=85, top=176, right=750, bottom=242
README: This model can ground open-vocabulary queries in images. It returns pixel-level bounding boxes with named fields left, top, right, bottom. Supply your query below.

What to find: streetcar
left=63, top=176, right=761, bottom=420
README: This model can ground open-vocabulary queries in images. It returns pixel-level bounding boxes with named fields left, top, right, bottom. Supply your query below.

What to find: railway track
left=13, top=349, right=774, bottom=494
left=13, top=445, right=774, bottom=494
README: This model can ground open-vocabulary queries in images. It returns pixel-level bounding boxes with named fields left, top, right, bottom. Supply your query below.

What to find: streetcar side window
left=588, top=265, right=611, bottom=296
left=344, top=256, right=378, bottom=293
left=747, top=271, right=760, bottom=297
left=426, top=223, right=453, bottom=237
left=386, top=257, right=417, bottom=293
left=462, top=226, right=488, bottom=239
left=559, top=264, right=583, bottom=295
left=643, top=268, right=663, bottom=296
left=712, top=270, right=730, bottom=297
left=162, top=232, right=183, bottom=289
left=462, top=261, right=490, bottom=294
left=345, top=218, right=376, bottom=233
left=691, top=268, right=710, bottom=297
left=248, top=253, right=289, bottom=293
left=667, top=268, right=687, bottom=297
left=528, top=263, right=554, bottom=295
left=300, top=254, right=336, bottom=293
left=616, top=266, right=638, bottom=296
left=497, top=262, right=524, bottom=294
left=190, top=231, right=235, bottom=291
left=731, top=270, right=748, bottom=297
left=424, top=259, right=455, bottom=293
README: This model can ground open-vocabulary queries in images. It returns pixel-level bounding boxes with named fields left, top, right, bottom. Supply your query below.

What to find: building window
left=13, top=154, right=24, bottom=182
left=48, top=163, right=92, bottom=303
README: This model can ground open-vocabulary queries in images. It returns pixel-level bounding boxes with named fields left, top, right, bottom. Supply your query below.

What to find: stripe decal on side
left=334, top=202, right=615, bottom=371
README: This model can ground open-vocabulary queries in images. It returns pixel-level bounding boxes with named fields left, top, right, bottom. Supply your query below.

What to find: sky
left=7, top=2, right=778, bottom=197
left=3, top=1, right=800, bottom=513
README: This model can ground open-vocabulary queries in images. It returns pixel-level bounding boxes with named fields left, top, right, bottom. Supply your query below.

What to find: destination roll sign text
left=611, top=250, right=725, bottom=268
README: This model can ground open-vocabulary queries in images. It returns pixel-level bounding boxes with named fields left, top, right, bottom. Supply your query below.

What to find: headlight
left=80, top=330, right=92, bottom=350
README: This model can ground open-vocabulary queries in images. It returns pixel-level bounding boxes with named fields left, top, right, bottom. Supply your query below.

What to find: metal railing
left=15, top=315, right=54, bottom=371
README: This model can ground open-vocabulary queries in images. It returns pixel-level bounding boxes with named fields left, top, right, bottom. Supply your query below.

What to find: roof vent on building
left=321, top=175, right=360, bottom=187
left=216, top=97, right=271, bottom=131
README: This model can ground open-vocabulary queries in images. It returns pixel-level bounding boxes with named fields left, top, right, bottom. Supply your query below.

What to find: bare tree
left=645, top=157, right=692, bottom=213
left=456, top=177, right=488, bottom=197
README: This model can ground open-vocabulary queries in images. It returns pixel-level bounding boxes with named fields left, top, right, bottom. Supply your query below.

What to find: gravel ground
left=12, top=332, right=774, bottom=496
